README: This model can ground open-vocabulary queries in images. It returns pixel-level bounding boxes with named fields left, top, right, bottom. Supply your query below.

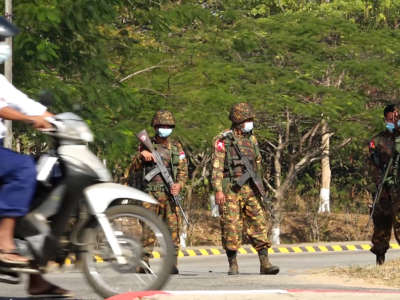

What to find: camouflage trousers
left=142, top=190, right=180, bottom=256
left=219, top=183, right=271, bottom=252
left=371, top=188, right=400, bottom=256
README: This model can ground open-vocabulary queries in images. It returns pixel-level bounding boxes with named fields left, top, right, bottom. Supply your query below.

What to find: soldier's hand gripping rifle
left=222, top=131, right=271, bottom=206
left=136, top=129, right=189, bottom=225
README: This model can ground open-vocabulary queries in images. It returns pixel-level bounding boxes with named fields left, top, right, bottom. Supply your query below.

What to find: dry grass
left=326, top=259, right=400, bottom=288
left=186, top=209, right=372, bottom=246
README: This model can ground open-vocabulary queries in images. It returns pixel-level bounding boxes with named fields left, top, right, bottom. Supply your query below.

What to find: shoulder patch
left=179, top=151, right=186, bottom=160
left=215, top=139, right=225, bottom=152
left=369, top=140, right=376, bottom=149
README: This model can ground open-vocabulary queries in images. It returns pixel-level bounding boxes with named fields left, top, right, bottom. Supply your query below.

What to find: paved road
left=164, top=248, right=400, bottom=291
left=1, top=246, right=400, bottom=299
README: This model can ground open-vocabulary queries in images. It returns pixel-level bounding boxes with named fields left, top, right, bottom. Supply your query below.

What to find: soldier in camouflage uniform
left=368, top=104, right=400, bottom=265
left=128, top=110, right=188, bottom=274
left=211, top=102, right=279, bottom=275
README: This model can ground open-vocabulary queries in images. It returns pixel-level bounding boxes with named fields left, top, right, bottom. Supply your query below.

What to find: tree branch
left=338, top=137, right=352, bottom=148
left=284, top=108, right=291, bottom=145
left=119, top=65, right=165, bottom=83
left=264, top=139, right=277, bottom=149
left=264, top=178, right=277, bottom=194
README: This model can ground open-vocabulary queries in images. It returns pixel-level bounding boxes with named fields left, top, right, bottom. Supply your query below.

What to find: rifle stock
left=136, top=129, right=189, bottom=225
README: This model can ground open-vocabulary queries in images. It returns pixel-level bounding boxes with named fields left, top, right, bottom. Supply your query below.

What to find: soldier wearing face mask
left=368, top=104, right=400, bottom=265
left=211, top=102, right=279, bottom=275
left=127, top=110, right=188, bottom=274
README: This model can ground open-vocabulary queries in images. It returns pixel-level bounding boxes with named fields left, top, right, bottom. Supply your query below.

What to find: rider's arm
left=0, top=106, right=52, bottom=129
left=0, top=106, right=37, bottom=123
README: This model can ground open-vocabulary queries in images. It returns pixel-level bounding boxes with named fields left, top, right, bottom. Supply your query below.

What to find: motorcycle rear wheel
left=81, top=204, right=175, bottom=298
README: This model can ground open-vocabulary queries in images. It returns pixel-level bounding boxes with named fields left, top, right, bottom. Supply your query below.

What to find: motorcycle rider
left=0, top=16, right=71, bottom=297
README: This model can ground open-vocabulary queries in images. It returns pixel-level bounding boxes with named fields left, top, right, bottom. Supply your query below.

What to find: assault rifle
left=222, top=131, right=271, bottom=205
left=366, top=156, right=393, bottom=228
left=136, top=129, right=189, bottom=225
left=367, top=133, right=400, bottom=227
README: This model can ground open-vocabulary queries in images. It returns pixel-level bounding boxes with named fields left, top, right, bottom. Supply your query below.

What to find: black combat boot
left=376, top=254, right=385, bottom=265
left=171, top=255, right=179, bottom=274
left=226, top=250, right=239, bottom=275
left=258, top=248, right=279, bottom=275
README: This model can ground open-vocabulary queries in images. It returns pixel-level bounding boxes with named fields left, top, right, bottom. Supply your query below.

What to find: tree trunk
left=181, top=151, right=210, bottom=248
left=270, top=204, right=281, bottom=245
left=271, top=134, right=283, bottom=245
left=319, top=119, right=331, bottom=213
left=209, top=194, right=219, bottom=217
left=181, top=167, right=199, bottom=249
left=3, top=0, right=13, bottom=149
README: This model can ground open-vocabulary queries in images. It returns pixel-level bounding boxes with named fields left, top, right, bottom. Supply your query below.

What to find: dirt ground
left=321, top=258, right=400, bottom=288
left=186, top=210, right=373, bottom=246
left=304, top=271, right=396, bottom=289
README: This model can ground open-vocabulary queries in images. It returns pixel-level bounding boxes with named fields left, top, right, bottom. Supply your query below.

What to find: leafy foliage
left=4, top=0, right=400, bottom=211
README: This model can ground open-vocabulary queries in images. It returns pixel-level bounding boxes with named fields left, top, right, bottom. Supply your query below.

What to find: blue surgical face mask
left=242, top=121, right=254, bottom=133
left=157, top=128, right=173, bottom=138
left=386, top=121, right=400, bottom=132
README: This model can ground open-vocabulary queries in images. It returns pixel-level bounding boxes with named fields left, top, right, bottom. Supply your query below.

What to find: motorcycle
left=0, top=112, right=175, bottom=298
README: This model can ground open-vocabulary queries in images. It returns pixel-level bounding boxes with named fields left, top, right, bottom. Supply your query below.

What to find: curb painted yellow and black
left=63, top=243, right=400, bottom=265
left=174, top=243, right=400, bottom=258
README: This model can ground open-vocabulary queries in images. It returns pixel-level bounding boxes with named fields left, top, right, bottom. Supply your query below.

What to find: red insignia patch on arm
left=369, top=140, right=376, bottom=149
left=215, top=139, right=225, bottom=152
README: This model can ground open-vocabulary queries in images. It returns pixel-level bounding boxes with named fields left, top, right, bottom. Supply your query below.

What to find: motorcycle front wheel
left=81, top=204, right=175, bottom=298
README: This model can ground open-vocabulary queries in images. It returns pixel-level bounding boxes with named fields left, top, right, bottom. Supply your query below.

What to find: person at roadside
left=126, top=110, right=188, bottom=274
left=211, top=102, right=279, bottom=275
left=0, top=16, right=72, bottom=297
left=367, top=104, right=400, bottom=265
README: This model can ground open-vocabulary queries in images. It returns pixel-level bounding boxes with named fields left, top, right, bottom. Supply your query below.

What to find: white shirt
left=0, top=74, right=47, bottom=139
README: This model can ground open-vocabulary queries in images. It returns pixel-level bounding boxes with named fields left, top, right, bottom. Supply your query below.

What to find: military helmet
left=151, top=110, right=176, bottom=127
left=229, top=102, right=255, bottom=124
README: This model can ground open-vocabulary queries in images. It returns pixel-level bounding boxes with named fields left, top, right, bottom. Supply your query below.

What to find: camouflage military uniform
left=211, top=102, right=278, bottom=275
left=128, top=111, right=188, bottom=260
left=368, top=130, right=400, bottom=262
left=212, top=130, right=270, bottom=251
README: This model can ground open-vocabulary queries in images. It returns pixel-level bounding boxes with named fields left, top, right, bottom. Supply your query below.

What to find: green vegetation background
left=3, top=0, right=400, bottom=214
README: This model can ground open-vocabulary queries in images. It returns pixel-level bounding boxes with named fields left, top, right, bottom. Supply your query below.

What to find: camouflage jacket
left=368, top=129, right=399, bottom=186
left=127, top=137, right=188, bottom=190
left=211, top=129, right=262, bottom=193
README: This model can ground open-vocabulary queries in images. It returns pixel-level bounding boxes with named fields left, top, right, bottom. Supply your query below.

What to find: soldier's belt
left=145, top=184, right=167, bottom=192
